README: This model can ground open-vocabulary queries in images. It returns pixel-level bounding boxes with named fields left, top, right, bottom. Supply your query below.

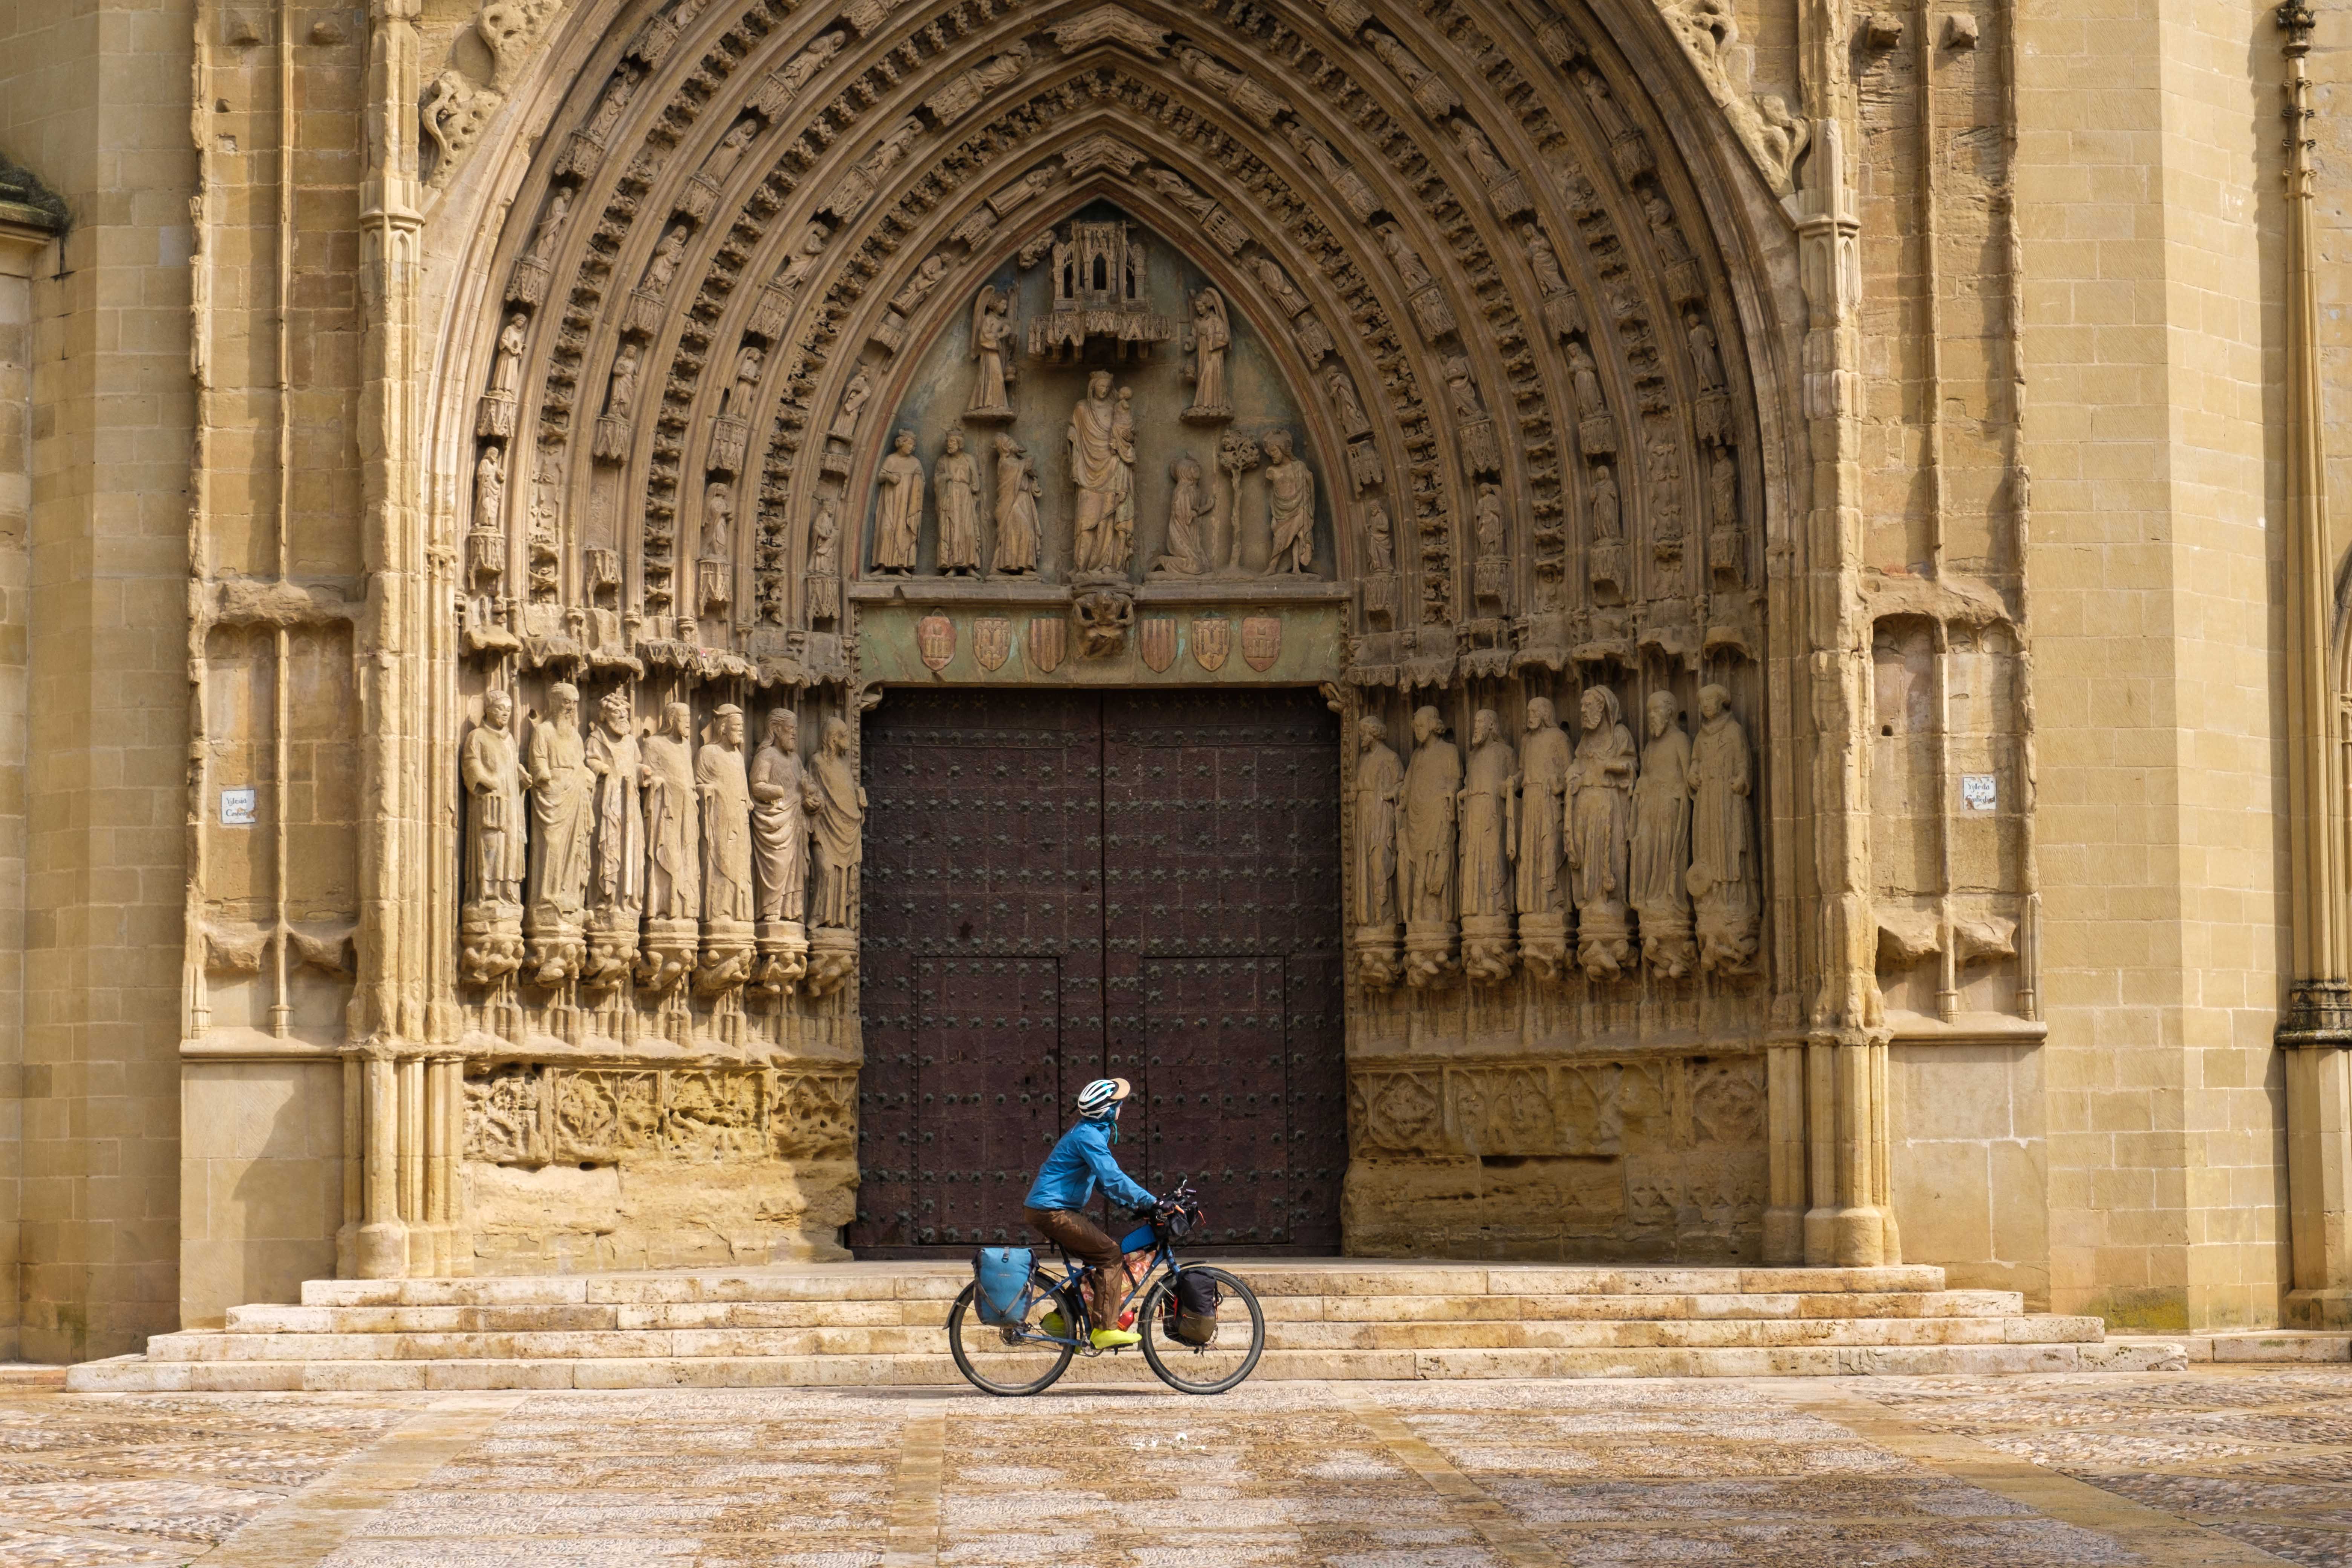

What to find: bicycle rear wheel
left=946, top=1280, right=1077, bottom=1396
left=1139, top=1265, right=1265, bottom=1394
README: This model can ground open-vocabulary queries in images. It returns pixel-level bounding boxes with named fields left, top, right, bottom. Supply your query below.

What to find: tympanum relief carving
left=850, top=212, right=1332, bottom=592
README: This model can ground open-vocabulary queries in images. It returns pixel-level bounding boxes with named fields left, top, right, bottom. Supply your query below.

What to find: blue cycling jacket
left=1023, top=1115, right=1155, bottom=1213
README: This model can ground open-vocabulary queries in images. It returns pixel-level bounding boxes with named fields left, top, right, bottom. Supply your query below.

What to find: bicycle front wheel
left=946, top=1280, right=1078, bottom=1396
left=1139, top=1265, right=1265, bottom=1394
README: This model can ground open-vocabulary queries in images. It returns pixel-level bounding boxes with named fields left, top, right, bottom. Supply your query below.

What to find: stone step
left=294, top=1263, right=1952, bottom=1309
left=144, top=1311, right=2102, bottom=1364
left=67, top=1336, right=2188, bottom=1394
left=226, top=1288, right=2027, bottom=1336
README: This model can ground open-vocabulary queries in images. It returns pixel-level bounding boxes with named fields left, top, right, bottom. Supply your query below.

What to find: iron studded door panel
left=855, top=687, right=1343, bottom=1254
left=853, top=690, right=1103, bottom=1251
left=1104, top=690, right=1344, bottom=1251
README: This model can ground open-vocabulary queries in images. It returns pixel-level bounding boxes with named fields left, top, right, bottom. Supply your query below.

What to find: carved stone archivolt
left=412, top=0, right=1872, bottom=1271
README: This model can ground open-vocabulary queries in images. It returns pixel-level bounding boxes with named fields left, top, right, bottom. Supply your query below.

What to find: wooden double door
left=851, top=687, right=1344, bottom=1254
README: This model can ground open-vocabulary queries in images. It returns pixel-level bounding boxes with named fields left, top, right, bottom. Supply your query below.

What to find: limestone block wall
left=1, top=0, right=197, bottom=1361
left=0, top=218, right=47, bottom=1357
left=2018, top=1, right=2290, bottom=1332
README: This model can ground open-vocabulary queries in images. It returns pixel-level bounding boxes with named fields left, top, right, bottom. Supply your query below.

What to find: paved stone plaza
left=4, top=1368, right=2351, bottom=1567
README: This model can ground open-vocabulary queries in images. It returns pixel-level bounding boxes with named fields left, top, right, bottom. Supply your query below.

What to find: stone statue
left=1515, top=698, right=1572, bottom=976
left=1689, top=683, right=1758, bottom=973
left=872, top=430, right=923, bottom=573
left=1631, top=691, right=1695, bottom=978
left=1568, top=338, right=1606, bottom=420
left=1444, top=119, right=1501, bottom=182
left=1398, top=706, right=1460, bottom=925
left=1474, top=483, right=1504, bottom=557
left=1643, top=189, right=1692, bottom=265
left=1458, top=707, right=1517, bottom=981
left=808, top=716, right=864, bottom=929
left=491, top=312, right=526, bottom=397
left=697, top=704, right=753, bottom=925
left=808, top=495, right=841, bottom=578
left=1184, top=287, right=1231, bottom=420
left=698, top=481, right=732, bottom=612
left=1398, top=706, right=1462, bottom=985
left=935, top=430, right=980, bottom=574
left=1592, top=463, right=1622, bottom=538
left=1523, top=223, right=1570, bottom=295
left=775, top=223, right=828, bottom=293
left=830, top=363, right=873, bottom=442
left=640, top=224, right=688, bottom=296
left=1286, top=125, right=1378, bottom=218
left=1156, top=453, right=1211, bottom=575
left=642, top=700, right=700, bottom=923
left=1353, top=715, right=1403, bottom=928
left=966, top=285, right=1015, bottom=418
left=751, top=708, right=810, bottom=925
left=1566, top=686, right=1636, bottom=978
left=1459, top=709, right=1515, bottom=920
left=1068, top=369, right=1134, bottom=574
left=1253, top=254, right=1309, bottom=315
left=463, top=690, right=528, bottom=907
left=722, top=343, right=762, bottom=419
left=766, top=31, right=843, bottom=104
left=473, top=445, right=505, bottom=536
left=1687, top=312, right=1726, bottom=392
left=1366, top=500, right=1396, bottom=575
left=700, top=117, right=757, bottom=185
left=1262, top=429, right=1315, bottom=574
left=991, top=433, right=1039, bottom=574
left=587, top=691, right=643, bottom=921
left=1709, top=447, right=1738, bottom=533
left=1447, top=363, right=1487, bottom=424
left=1324, top=366, right=1372, bottom=439
left=524, top=185, right=572, bottom=264
left=603, top=341, right=643, bottom=422
left=525, top=682, right=594, bottom=926
left=1376, top=223, right=1432, bottom=291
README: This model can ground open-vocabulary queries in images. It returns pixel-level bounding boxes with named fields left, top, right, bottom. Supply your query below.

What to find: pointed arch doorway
left=851, top=685, right=1345, bottom=1256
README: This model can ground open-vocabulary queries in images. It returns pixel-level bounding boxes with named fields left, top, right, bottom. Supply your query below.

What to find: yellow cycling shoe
left=1089, top=1327, right=1141, bottom=1350
left=1040, top=1311, right=1067, bottom=1338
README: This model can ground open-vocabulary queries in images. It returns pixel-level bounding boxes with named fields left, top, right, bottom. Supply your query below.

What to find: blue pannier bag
left=971, top=1246, right=1034, bottom=1326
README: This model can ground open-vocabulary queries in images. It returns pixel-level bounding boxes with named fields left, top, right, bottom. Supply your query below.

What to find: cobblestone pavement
left=2, top=1366, right=2349, bottom=1566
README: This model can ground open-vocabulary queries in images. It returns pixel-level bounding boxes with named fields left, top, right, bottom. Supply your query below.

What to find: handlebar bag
left=1169, top=1266, right=1221, bottom=1346
left=971, top=1246, right=1035, bottom=1326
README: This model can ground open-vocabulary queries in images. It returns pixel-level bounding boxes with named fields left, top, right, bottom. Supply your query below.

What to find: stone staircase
left=69, top=1262, right=2183, bottom=1392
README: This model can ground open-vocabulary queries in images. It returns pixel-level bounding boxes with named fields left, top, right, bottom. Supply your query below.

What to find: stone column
left=1763, top=1040, right=1807, bottom=1264
left=423, top=1055, right=455, bottom=1277
left=1803, top=1034, right=1896, bottom=1267
left=354, top=1049, right=406, bottom=1277
left=2273, top=2, right=2352, bottom=1326
left=398, top=1055, right=426, bottom=1272
left=2289, top=1046, right=2352, bottom=1325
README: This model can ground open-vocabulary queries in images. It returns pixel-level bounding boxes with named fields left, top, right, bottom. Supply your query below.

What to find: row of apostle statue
left=459, top=684, right=865, bottom=999
left=1352, top=686, right=1759, bottom=989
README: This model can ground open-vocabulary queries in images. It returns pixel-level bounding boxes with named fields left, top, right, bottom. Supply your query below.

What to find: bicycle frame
left=1016, top=1233, right=1180, bottom=1351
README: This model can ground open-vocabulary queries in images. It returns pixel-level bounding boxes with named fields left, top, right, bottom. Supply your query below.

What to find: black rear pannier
left=1168, top=1267, right=1220, bottom=1346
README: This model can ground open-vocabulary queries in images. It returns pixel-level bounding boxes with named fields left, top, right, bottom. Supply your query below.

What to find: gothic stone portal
left=854, top=688, right=1346, bottom=1253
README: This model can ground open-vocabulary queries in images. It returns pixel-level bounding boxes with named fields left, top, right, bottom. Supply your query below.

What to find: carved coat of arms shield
left=973, top=616, right=1011, bottom=671
left=1191, top=616, right=1230, bottom=673
left=1139, top=617, right=1176, bottom=673
left=1027, top=615, right=1066, bottom=674
left=1242, top=615, right=1283, bottom=671
left=916, top=613, right=956, bottom=672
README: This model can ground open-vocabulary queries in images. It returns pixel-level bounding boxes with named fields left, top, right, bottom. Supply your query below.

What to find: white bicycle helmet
left=1075, top=1077, right=1131, bottom=1117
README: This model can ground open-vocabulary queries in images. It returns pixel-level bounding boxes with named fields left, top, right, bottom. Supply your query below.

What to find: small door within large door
left=854, top=687, right=1344, bottom=1254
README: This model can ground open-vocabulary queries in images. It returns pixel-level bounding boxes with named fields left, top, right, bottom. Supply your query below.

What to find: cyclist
left=1024, top=1077, right=1156, bottom=1350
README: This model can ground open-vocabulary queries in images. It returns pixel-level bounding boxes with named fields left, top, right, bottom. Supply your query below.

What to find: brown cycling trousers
left=1025, top=1207, right=1131, bottom=1332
